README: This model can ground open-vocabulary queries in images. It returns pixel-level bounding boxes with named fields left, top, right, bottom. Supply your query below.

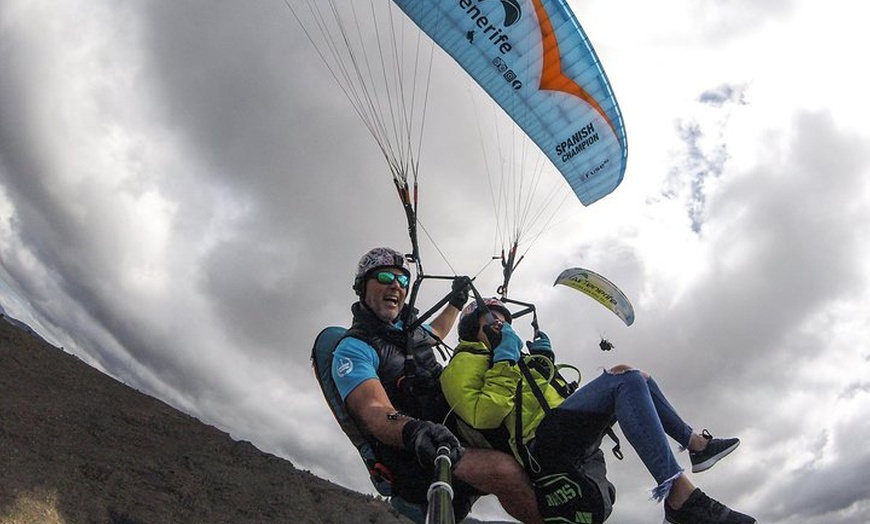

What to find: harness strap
left=518, top=358, right=552, bottom=415
left=371, top=462, right=394, bottom=484
left=514, top=380, right=533, bottom=473
left=605, top=427, right=623, bottom=460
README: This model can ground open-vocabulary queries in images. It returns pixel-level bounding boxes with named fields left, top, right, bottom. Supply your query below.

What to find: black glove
left=402, top=419, right=464, bottom=468
left=449, top=276, right=471, bottom=310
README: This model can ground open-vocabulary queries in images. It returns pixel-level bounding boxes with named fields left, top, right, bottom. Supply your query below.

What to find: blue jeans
left=555, top=368, right=692, bottom=500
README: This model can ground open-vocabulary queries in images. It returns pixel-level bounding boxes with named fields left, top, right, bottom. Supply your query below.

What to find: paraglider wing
left=554, top=267, right=634, bottom=326
left=391, top=0, right=627, bottom=205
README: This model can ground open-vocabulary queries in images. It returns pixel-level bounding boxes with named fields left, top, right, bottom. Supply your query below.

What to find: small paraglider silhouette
left=599, top=336, right=614, bottom=351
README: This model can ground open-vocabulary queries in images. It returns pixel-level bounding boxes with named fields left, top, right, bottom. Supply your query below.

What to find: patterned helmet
left=353, top=247, right=411, bottom=296
left=457, top=297, right=513, bottom=341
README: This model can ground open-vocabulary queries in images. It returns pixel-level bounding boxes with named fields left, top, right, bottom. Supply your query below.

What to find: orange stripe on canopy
left=531, top=0, right=615, bottom=137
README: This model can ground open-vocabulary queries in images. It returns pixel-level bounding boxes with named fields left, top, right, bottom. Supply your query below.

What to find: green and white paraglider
left=554, top=267, right=634, bottom=326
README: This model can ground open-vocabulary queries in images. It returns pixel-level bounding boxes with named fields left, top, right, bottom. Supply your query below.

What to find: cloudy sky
left=2, top=1, right=869, bottom=522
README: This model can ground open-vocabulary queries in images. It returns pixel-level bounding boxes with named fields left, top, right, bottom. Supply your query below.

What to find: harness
left=344, top=306, right=448, bottom=425
left=310, top=305, right=449, bottom=499
left=311, top=326, right=394, bottom=494
left=511, top=355, right=623, bottom=524
left=513, top=356, right=624, bottom=476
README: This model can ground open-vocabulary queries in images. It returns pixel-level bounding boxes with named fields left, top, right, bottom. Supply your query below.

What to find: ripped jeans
left=555, top=367, right=693, bottom=501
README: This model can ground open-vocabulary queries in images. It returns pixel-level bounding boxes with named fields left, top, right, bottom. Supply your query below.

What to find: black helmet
left=353, top=247, right=411, bottom=297
left=457, top=298, right=512, bottom=341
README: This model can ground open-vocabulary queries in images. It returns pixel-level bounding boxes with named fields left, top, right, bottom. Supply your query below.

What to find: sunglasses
left=374, top=271, right=410, bottom=289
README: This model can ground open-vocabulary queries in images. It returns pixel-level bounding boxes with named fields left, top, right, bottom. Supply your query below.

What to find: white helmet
left=353, top=247, right=411, bottom=296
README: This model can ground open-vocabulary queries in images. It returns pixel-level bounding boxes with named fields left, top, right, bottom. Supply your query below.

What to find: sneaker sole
left=692, top=440, right=740, bottom=473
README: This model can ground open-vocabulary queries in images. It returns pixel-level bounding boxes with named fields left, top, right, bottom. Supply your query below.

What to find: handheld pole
left=425, top=447, right=455, bottom=524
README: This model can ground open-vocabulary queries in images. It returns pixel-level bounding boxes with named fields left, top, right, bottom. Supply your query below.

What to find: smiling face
left=363, top=268, right=409, bottom=323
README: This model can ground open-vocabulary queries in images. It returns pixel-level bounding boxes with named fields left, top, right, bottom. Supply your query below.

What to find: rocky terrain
left=0, top=317, right=413, bottom=524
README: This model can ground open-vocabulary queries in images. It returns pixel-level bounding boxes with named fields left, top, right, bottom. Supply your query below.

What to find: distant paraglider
left=554, top=267, right=634, bottom=326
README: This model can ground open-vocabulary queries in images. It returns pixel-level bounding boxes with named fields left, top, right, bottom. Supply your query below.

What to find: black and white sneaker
left=690, top=429, right=740, bottom=473
left=664, top=488, right=756, bottom=524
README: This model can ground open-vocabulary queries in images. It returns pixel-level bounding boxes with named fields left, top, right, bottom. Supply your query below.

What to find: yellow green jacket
left=440, top=340, right=568, bottom=463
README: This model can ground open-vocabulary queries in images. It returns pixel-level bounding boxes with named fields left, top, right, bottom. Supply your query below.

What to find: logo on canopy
left=493, top=0, right=523, bottom=26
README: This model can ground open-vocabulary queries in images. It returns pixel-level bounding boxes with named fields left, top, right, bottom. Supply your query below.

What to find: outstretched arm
left=344, top=379, right=407, bottom=447
left=429, top=276, right=470, bottom=339
left=428, top=303, right=460, bottom=340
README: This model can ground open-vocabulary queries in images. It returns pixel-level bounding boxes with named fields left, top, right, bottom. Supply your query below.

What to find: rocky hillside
left=0, top=317, right=412, bottom=524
